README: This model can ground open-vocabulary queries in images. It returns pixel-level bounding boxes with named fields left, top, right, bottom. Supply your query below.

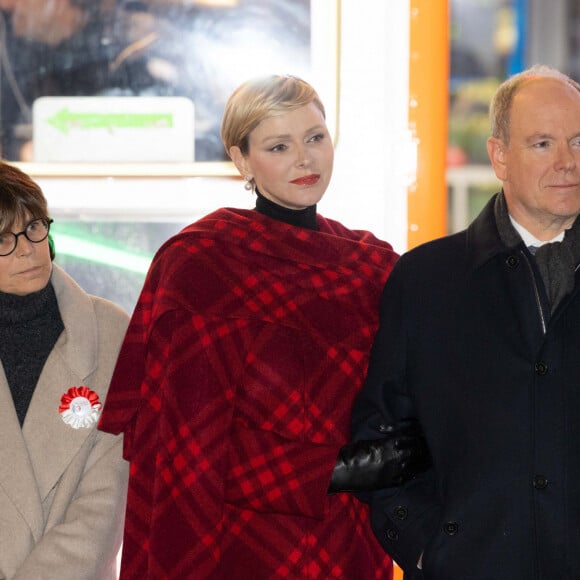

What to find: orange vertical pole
left=394, top=562, right=404, bottom=580
left=407, top=0, right=449, bottom=249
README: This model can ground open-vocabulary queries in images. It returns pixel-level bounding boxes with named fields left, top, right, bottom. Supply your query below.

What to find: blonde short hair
left=221, top=75, right=325, bottom=156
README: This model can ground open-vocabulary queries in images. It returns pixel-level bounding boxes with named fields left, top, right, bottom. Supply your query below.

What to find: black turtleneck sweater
left=255, top=190, right=319, bottom=230
left=0, top=282, right=64, bottom=426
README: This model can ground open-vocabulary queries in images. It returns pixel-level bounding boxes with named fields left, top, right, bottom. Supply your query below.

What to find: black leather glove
left=327, top=419, right=431, bottom=494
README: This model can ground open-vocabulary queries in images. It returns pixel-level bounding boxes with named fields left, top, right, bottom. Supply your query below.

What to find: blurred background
left=0, top=0, right=578, bottom=313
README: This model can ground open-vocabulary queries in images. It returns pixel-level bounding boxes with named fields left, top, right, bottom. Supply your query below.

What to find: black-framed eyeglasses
left=0, top=218, right=54, bottom=257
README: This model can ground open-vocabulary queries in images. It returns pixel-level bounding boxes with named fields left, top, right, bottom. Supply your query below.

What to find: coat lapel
left=0, top=365, right=44, bottom=541
left=22, top=266, right=98, bottom=501
left=22, top=349, right=96, bottom=500
left=467, top=197, right=546, bottom=353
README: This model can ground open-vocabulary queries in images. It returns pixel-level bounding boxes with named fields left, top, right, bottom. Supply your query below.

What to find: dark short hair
left=0, top=161, right=49, bottom=233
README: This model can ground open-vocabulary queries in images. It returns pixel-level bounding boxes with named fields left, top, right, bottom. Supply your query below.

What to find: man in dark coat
left=351, top=64, right=580, bottom=580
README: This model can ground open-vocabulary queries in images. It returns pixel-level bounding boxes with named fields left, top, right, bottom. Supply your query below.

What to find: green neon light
left=54, top=233, right=153, bottom=274
left=48, top=108, right=174, bottom=134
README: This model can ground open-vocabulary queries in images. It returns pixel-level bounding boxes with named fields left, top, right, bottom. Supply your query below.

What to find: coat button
left=443, top=521, right=459, bottom=536
left=506, top=255, right=520, bottom=269
left=533, top=475, right=549, bottom=489
left=386, top=528, right=399, bottom=541
left=394, top=506, right=408, bottom=520
left=535, top=361, right=548, bottom=375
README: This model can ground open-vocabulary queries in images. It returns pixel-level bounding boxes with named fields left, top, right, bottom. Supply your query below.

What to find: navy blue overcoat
left=352, top=193, right=580, bottom=580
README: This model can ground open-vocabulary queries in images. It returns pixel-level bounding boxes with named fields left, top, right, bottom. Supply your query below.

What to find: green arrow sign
left=47, top=108, right=174, bottom=134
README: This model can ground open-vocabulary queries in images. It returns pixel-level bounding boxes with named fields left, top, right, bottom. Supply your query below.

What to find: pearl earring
left=244, top=177, right=253, bottom=191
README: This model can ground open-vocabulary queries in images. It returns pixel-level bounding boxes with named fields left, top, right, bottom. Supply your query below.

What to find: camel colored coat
left=0, top=265, right=129, bottom=580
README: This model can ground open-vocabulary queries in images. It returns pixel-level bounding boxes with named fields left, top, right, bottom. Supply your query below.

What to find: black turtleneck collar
left=0, top=281, right=64, bottom=426
left=254, top=190, right=319, bottom=231
left=0, top=281, right=57, bottom=326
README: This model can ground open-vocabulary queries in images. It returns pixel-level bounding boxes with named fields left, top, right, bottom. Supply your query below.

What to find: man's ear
left=487, top=136, right=507, bottom=181
left=229, top=146, right=251, bottom=181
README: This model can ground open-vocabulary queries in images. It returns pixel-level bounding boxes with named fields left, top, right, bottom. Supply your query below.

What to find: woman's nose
left=296, top=146, right=310, bottom=167
left=15, top=234, right=34, bottom=256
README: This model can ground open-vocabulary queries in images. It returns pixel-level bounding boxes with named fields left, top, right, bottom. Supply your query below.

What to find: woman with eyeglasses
left=0, top=161, right=129, bottom=579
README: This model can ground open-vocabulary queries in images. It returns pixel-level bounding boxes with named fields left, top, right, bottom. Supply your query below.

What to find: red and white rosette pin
left=59, top=386, right=102, bottom=429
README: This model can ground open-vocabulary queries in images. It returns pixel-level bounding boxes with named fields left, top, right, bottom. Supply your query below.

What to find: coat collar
left=466, top=192, right=524, bottom=272
left=45, top=264, right=98, bottom=379
left=0, top=265, right=100, bottom=530
left=23, top=266, right=99, bottom=498
left=465, top=192, right=580, bottom=342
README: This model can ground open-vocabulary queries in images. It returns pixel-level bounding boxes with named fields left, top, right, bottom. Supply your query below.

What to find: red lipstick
left=290, top=174, right=320, bottom=186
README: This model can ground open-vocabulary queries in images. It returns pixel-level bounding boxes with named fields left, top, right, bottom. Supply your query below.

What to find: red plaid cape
left=99, top=208, right=398, bottom=579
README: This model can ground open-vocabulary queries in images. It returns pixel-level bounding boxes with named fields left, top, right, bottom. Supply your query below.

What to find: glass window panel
left=51, top=220, right=187, bottom=313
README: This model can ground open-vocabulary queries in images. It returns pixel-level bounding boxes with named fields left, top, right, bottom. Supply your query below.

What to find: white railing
left=446, top=165, right=500, bottom=232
